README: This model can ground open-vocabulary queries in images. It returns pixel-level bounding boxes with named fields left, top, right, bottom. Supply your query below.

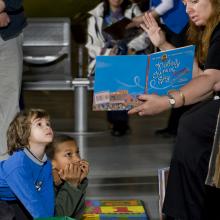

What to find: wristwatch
left=167, top=94, right=176, bottom=108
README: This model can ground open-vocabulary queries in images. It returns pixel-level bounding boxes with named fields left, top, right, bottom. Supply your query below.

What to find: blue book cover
left=93, top=45, right=195, bottom=111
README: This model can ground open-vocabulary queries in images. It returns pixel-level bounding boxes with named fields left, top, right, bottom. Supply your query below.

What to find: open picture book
left=93, top=45, right=195, bottom=111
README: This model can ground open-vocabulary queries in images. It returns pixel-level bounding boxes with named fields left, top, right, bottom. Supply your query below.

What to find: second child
left=46, top=134, right=89, bottom=219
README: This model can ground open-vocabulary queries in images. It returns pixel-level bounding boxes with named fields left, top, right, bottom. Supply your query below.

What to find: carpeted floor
left=82, top=199, right=149, bottom=220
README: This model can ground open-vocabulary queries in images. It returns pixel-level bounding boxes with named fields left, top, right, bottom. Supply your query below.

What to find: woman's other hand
left=128, top=94, right=170, bottom=116
left=140, top=12, right=166, bottom=49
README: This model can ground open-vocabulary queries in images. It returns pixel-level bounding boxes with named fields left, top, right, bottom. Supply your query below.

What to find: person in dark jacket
left=0, top=0, right=27, bottom=160
left=46, top=134, right=89, bottom=219
left=129, top=0, right=220, bottom=218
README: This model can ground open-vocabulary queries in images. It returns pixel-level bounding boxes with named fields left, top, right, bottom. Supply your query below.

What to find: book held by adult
left=93, top=45, right=195, bottom=111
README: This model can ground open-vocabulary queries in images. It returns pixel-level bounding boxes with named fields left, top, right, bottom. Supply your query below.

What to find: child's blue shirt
left=0, top=149, right=54, bottom=218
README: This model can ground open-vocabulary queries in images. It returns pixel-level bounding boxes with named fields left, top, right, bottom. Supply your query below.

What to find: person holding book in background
left=132, top=0, right=190, bottom=138
left=0, top=0, right=27, bottom=160
left=46, top=134, right=89, bottom=219
left=0, top=109, right=54, bottom=219
left=86, top=0, right=150, bottom=137
left=129, top=0, right=220, bottom=219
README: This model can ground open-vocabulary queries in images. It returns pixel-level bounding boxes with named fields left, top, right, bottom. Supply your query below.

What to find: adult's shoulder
left=210, top=22, right=220, bottom=41
left=205, top=22, right=220, bottom=70
left=88, top=2, right=104, bottom=18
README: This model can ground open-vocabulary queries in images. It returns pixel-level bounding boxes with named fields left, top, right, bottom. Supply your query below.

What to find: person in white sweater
left=86, top=0, right=150, bottom=136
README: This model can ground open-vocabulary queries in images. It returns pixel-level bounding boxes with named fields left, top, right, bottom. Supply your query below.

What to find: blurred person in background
left=86, top=0, right=150, bottom=136
left=0, top=0, right=26, bottom=160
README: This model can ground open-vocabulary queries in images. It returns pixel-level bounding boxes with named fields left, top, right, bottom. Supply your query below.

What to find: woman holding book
left=129, top=0, right=220, bottom=219
left=86, top=0, right=150, bottom=136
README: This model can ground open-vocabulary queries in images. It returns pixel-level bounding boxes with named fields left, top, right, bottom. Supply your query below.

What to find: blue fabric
left=0, top=0, right=27, bottom=40
left=151, top=0, right=189, bottom=34
left=0, top=150, right=54, bottom=218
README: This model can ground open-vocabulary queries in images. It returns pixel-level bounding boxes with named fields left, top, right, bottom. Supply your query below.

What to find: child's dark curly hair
left=46, top=134, right=77, bottom=160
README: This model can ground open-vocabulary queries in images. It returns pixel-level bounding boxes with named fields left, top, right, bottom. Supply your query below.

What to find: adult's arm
left=128, top=68, right=220, bottom=116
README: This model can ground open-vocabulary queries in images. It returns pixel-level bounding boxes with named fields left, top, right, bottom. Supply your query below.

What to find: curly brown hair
left=7, top=109, right=50, bottom=155
left=187, top=0, right=220, bottom=64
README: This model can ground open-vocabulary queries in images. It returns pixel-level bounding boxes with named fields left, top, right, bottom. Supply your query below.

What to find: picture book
left=93, top=45, right=195, bottom=111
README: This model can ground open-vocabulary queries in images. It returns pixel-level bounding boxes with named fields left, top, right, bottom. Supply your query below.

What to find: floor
left=24, top=90, right=175, bottom=220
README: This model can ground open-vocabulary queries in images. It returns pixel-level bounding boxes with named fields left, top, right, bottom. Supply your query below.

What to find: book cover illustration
left=82, top=199, right=148, bottom=220
left=93, top=45, right=195, bottom=111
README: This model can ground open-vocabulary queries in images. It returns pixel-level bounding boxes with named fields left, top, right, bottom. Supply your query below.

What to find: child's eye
left=37, top=122, right=42, bottom=126
left=64, top=152, right=72, bottom=157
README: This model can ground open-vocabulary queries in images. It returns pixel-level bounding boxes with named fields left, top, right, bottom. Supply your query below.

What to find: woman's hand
left=79, top=160, right=89, bottom=182
left=128, top=94, right=170, bottom=116
left=58, top=163, right=81, bottom=187
left=140, top=12, right=166, bottom=49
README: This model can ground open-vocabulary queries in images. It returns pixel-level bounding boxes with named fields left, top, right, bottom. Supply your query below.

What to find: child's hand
left=79, top=160, right=89, bottom=182
left=58, top=163, right=81, bottom=187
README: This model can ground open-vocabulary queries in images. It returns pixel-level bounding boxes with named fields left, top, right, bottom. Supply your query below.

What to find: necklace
left=24, top=148, right=46, bottom=192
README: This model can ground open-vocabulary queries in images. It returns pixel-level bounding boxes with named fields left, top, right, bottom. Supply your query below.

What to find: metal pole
left=73, top=79, right=90, bottom=133
left=78, top=45, right=84, bottom=78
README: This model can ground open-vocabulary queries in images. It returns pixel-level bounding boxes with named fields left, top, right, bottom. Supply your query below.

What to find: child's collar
left=24, top=148, right=47, bottom=165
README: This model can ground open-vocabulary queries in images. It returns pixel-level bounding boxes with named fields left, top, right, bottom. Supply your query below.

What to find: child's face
left=109, top=0, right=123, bottom=8
left=52, top=140, right=81, bottom=170
left=29, top=117, right=53, bottom=146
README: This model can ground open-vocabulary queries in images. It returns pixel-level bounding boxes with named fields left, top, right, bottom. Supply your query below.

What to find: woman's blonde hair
left=7, top=109, right=50, bottom=155
left=187, top=0, right=220, bottom=64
